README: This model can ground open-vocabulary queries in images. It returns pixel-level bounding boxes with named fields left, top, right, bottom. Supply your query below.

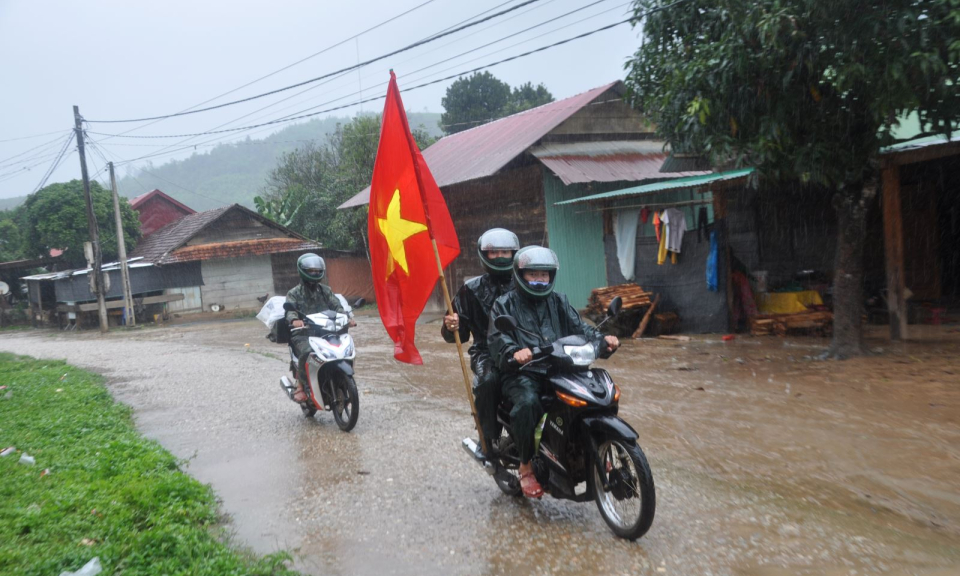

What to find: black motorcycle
left=462, top=296, right=656, bottom=540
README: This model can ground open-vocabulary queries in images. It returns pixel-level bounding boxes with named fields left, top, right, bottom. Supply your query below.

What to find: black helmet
left=513, top=245, right=559, bottom=299
left=297, top=253, right=325, bottom=284
left=477, top=228, right=519, bottom=276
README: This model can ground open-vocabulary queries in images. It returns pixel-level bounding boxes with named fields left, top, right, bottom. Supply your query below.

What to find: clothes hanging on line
left=653, top=211, right=662, bottom=243
left=697, top=206, right=710, bottom=243
left=640, top=206, right=651, bottom=224
left=614, top=208, right=641, bottom=281
left=706, top=229, right=719, bottom=291
left=657, top=221, right=677, bottom=266
left=662, top=207, right=687, bottom=253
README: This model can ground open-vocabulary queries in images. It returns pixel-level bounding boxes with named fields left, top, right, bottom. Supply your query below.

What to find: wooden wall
left=187, top=210, right=286, bottom=246
left=438, top=163, right=547, bottom=305
left=271, top=250, right=375, bottom=302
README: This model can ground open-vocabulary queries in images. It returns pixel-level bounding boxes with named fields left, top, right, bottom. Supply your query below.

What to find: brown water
left=1, top=318, right=958, bottom=575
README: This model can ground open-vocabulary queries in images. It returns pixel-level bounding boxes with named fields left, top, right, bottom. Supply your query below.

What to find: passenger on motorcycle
left=488, top=246, right=620, bottom=499
left=441, top=228, right=518, bottom=456
left=285, top=253, right=354, bottom=402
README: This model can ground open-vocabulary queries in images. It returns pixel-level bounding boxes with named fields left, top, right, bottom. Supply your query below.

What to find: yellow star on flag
left=377, top=188, right=427, bottom=278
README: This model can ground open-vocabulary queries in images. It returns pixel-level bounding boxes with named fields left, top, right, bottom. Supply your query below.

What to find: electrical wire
left=30, top=133, right=76, bottom=193
left=0, top=132, right=73, bottom=166
left=93, top=0, right=444, bottom=143
left=87, top=0, right=547, bottom=123
left=88, top=16, right=637, bottom=146
left=0, top=129, right=72, bottom=143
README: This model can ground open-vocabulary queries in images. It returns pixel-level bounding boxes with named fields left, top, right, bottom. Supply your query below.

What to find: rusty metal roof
left=529, top=141, right=709, bottom=185
left=339, top=81, right=621, bottom=208
left=164, top=238, right=319, bottom=264
left=129, top=189, right=196, bottom=214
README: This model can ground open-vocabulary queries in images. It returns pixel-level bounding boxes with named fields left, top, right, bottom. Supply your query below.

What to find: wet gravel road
left=2, top=317, right=959, bottom=575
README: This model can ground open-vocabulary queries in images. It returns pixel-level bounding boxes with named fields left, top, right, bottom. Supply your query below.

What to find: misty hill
left=108, top=112, right=441, bottom=212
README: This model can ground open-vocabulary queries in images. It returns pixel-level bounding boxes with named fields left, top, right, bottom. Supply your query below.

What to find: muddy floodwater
left=2, top=316, right=959, bottom=575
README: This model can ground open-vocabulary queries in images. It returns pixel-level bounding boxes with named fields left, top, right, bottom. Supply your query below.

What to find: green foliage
left=624, top=0, right=960, bottom=187
left=16, top=180, right=141, bottom=266
left=259, top=114, right=434, bottom=252
left=114, top=113, right=442, bottom=212
left=0, top=212, right=21, bottom=262
left=0, top=353, right=298, bottom=575
left=440, top=72, right=554, bottom=134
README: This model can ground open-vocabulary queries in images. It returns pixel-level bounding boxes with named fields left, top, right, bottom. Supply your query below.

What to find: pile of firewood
left=749, top=310, right=833, bottom=336
left=587, top=284, right=653, bottom=316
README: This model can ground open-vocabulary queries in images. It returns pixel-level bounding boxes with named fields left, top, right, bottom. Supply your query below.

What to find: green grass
left=0, top=353, right=298, bottom=576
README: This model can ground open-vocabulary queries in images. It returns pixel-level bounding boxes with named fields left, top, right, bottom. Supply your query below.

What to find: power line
left=89, top=16, right=636, bottom=145
left=93, top=0, right=443, bottom=143
left=0, top=132, right=72, bottom=166
left=0, top=129, right=71, bottom=144
left=87, top=0, right=547, bottom=124
left=31, top=133, right=76, bottom=193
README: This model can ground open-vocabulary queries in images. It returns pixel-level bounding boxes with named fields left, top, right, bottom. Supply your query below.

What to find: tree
left=440, top=72, right=554, bottom=134
left=17, top=180, right=142, bottom=267
left=625, top=0, right=960, bottom=358
left=257, top=114, right=434, bottom=255
left=0, top=213, right=21, bottom=262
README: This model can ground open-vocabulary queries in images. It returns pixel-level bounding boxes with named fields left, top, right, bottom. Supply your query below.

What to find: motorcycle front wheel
left=330, top=372, right=359, bottom=432
left=588, top=438, right=655, bottom=540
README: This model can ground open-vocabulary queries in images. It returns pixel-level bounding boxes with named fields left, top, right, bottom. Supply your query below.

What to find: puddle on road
left=2, top=318, right=958, bottom=575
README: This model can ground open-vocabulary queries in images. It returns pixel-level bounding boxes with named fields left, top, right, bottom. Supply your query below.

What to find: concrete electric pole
left=73, top=105, right=109, bottom=333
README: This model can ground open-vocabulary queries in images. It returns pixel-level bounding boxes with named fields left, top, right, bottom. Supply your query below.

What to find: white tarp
left=256, top=296, right=287, bottom=328
left=614, top=208, right=641, bottom=281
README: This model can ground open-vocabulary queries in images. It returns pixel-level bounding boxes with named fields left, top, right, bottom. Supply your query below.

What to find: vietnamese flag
left=369, top=71, right=460, bottom=364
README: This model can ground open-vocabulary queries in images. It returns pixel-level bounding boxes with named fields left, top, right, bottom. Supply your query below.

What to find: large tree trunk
left=824, top=179, right=877, bottom=359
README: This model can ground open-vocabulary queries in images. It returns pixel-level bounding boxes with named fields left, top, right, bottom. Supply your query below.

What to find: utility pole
left=73, top=105, right=109, bottom=333
left=109, top=162, right=135, bottom=326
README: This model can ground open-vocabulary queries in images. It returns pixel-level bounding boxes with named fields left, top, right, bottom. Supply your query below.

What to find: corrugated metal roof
left=880, top=133, right=960, bottom=154
left=164, top=238, right=319, bottom=263
left=129, top=189, right=196, bottom=214
left=530, top=141, right=709, bottom=185
left=22, top=258, right=150, bottom=281
left=339, top=81, right=621, bottom=208
left=554, top=168, right=755, bottom=206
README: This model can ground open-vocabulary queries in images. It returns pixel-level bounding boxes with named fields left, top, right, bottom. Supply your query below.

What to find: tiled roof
left=164, top=238, right=320, bottom=263
left=130, top=206, right=231, bottom=263
left=339, top=81, right=622, bottom=208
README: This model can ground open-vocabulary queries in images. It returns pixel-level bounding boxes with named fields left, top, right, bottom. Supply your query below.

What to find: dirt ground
left=1, top=316, right=958, bottom=576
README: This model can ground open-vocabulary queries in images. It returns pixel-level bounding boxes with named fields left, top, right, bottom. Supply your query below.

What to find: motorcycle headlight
left=563, top=343, right=596, bottom=366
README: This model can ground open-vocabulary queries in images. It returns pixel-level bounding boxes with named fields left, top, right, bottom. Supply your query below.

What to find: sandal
left=520, top=472, right=544, bottom=499
left=293, top=388, right=307, bottom=403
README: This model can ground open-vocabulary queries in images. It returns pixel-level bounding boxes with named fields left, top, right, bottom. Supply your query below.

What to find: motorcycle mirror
left=607, top=296, right=622, bottom=317
left=353, top=298, right=366, bottom=309
left=494, top=315, right=518, bottom=332
left=282, top=302, right=296, bottom=312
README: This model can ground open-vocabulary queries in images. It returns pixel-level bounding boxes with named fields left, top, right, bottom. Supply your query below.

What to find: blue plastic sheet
left=706, top=230, right=719, bottom=292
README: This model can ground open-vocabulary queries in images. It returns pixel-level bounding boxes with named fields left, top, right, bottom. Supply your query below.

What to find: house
left=340, top=81, right=707, bottom=308
left=556, top=133, right=960, bottom=336
left=129, top=189, right=196, bottom=237
left=24, top=204, right=374, bottom=326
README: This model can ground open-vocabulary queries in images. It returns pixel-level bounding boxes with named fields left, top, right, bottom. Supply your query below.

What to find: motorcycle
left=278, top=299, right=364, bottom=432
left=462, top=296, right=656, bottom=540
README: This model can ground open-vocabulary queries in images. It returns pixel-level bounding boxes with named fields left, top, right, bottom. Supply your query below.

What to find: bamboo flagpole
left=392, top=74, right=488, bottom=456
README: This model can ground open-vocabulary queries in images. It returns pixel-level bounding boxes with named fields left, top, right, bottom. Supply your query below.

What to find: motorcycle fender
left=329, top=361, right=354, bottom=377
left=580, top=415, right=639, bottom=443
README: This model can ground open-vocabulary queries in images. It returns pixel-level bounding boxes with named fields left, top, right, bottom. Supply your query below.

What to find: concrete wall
left=199, top=255, right=274, bottom=312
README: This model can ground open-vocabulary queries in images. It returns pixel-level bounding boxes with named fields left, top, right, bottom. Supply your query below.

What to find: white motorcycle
left=276, top=298, right=364, bottom=432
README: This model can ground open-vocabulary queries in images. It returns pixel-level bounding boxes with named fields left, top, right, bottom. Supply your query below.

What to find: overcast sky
left=0, top=0, right=641, bottom=200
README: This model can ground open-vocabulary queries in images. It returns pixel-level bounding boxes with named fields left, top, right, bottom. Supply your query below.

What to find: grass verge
left=0, top=353, right=298, bottom=576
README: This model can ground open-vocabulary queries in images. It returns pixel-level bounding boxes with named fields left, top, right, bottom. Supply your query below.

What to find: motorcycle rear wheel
left=330, top=372, right=359, bottom=432
left=588, top=439, right=655, bottom=540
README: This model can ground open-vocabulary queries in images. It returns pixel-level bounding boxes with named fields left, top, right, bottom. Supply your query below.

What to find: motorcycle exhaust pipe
left=461, top=438, right=496, bottom=475
left=280, top=376, right=295, bottom=399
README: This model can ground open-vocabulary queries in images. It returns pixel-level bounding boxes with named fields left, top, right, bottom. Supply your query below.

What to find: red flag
left=368, top=71, right=459, bottom=364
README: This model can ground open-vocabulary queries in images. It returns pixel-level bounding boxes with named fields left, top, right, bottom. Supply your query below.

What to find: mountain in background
left=0, top=112, right=441, bottom=213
